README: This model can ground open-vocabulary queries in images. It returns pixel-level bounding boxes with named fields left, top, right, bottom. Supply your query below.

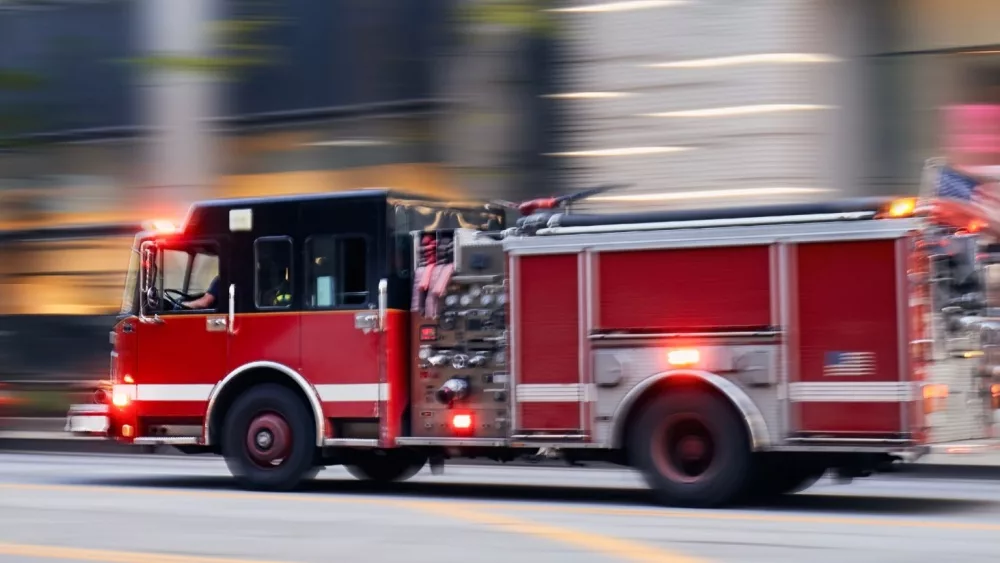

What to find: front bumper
left=65, top=403, right=109, bottom=436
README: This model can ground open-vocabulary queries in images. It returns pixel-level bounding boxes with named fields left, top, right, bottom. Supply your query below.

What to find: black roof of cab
left=179, top=188, right=505, bottom=237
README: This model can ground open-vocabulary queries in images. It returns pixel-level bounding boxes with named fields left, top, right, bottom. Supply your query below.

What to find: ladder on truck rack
left=514, top=196, right=905, bottom=237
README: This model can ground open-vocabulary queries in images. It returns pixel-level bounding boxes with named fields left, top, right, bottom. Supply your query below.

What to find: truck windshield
left=120, top=244, right=141, bottom=316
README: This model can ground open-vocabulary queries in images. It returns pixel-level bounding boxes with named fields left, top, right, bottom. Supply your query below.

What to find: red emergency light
left=143, top=219, right=177, bottom=234
left=450, top=412, right=473, bottom=433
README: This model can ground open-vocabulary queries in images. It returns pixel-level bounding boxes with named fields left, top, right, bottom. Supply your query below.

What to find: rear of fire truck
left=410, top=183, right=1000, bottom=507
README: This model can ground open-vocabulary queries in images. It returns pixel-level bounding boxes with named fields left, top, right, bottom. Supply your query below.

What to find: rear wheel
left=629, top=390, right=752, bottom=508
left=221, top=384, right=318, bottom=491
left=345, top=449, right=426, bottom=483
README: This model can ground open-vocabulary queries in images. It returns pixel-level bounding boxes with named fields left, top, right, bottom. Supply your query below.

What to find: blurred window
left=305, top=235, right=368, bottom=308
left=254, top=237, right=293, bottom=309
left=190, top=253, right=220, bottom=296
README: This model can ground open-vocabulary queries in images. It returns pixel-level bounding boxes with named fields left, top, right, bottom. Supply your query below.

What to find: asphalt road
left=0, top=453, right=999, bottom=563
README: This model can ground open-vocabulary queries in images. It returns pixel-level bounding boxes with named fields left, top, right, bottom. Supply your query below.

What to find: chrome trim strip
left=508, top=254, right=519, bottom=435
left=133, top=437, right=200, bottom=446
left=203, top=361, right=326, bottom=447
left=516, top=383, right=594, bottom=402
left=769, top=244, right=780, bottom=328
left=323, top=438, right=378, bottom=448
left=509, top=442, right=608, bottom=449
left=590, top=331, right=781, bottom=340
left=609, top=369, right=772, bottom=451
left=789, top=381, right=918, bottom=402
left=785, top=437, right=914, bottom=444
left=771, top=444, right=918, bottom=453
left=395, top=437, right=507, bottom=447
left=778, top=242, right=793, bottom=438
left=537, top=212, right=877, bottom=235
left=67, top=404, right=109, bottom=414
left=896, top=237, right=910, bottom=435
left=451, top=274, right=502, bottom=284
left=586, top=250, right=597, bottom=333
left=577, top=252, right=587, bottom=433
left=510, top=434, right=589, bottom=440
left=504, top=218, right=919, bottom=256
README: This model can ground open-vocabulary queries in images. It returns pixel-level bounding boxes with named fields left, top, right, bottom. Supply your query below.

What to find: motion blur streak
left=0, top=542, right=293, bottom=563
left=404, top=500, right=709, bottom=563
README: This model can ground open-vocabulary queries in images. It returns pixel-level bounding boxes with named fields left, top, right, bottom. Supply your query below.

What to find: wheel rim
left=651, top=413, right=718, bottom=484
left=245, top=412, right=292, bottom=469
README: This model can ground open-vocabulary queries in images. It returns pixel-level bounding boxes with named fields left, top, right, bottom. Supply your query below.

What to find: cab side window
left=153, top=244, right=220, bottom=313
left=254, top=237, right=293, bottom=309
left=306, top=235, right=368, bottom=308
left=189, top=253, right=219, bottom=297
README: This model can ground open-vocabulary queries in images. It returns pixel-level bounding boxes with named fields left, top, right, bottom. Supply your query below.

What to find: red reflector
left=451, top=413, right=472, bottom=430
left=419, top=326, right=438, bottom=342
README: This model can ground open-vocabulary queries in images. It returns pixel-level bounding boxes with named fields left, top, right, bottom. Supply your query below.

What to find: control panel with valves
left=409, top=228, right=509, bottom=439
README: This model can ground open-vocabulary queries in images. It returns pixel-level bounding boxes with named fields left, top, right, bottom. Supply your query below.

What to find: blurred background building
left=559, top=0, right=1000, bottom=211
left=2, top=0, right=1000, bottom=383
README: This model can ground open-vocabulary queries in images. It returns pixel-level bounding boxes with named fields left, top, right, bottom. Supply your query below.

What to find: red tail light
left=451, top=413, right=473, bottom=431
left=419, top=326, right=438, bottom=342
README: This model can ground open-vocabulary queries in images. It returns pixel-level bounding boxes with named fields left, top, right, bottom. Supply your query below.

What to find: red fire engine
left=66, top=187, right=1000, bottom=507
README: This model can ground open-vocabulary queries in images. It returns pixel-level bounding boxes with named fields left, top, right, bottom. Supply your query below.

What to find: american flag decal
left=935, top=164, right=1000, bottom=220
left=823, top=352, right=875, bottom=377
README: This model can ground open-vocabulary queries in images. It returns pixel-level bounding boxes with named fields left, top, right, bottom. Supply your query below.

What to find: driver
left=182, top=276, right=221, bottom=309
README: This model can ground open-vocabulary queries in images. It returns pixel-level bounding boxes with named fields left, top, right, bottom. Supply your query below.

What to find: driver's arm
left=183, top=277, right=219, bottom=309
left=182, top=293, right=215, bottom=309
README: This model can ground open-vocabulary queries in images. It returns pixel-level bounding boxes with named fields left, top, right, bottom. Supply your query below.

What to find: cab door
left=299, top=198, right=386, bottom=435
left=136, top=238, right=229, bottom=420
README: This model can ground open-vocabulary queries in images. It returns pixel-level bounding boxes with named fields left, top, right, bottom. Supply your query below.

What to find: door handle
left=354, top=312, right=379, bottom=334
left=206, top=317, right=228, bottom=332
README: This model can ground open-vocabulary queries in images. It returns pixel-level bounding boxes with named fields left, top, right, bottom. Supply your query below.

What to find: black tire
left=628, top=390, right=752, bottom=508
left=221, top=383, right=318, bottom=491
left=345, top=450, right=426, bottom=483
left=748, top=456, right=826, bottom=498
left=781, top=469, right=824, bottom=494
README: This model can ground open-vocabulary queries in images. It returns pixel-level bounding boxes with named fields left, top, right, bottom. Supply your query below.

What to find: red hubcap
left=652, top=414, right=717, bottom=484
left=679, top=435, right=707, bottom=460
left=245, top=412, right=291, bottom=468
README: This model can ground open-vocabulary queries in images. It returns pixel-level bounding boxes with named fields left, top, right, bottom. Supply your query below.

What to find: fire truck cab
left=67, top=188, right=1000, bottom=507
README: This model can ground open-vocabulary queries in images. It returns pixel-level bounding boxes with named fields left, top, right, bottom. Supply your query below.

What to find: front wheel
left=221, top=384, right=319, bottom=491
left=628, top=390, right=752, bottom=508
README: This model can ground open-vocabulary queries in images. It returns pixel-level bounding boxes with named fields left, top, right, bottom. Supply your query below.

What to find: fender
left=610, top=369, right=772, bottom=451
left=203, top=361, right=326, bottom=447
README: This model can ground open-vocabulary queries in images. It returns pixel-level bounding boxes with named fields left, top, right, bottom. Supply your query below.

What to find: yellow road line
left=0, top=483, right=708, bottom=562
left=0, top=542, right=292, bottom=563
left=459, top=501, right=1000, bottom=533
left=4, top=481, right=1000, bottom=534
left=404, top=500, right=709, bottom=563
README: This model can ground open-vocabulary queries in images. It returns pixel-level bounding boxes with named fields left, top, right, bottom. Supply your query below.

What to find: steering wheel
left=163, top=289, right=195, bottom=310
